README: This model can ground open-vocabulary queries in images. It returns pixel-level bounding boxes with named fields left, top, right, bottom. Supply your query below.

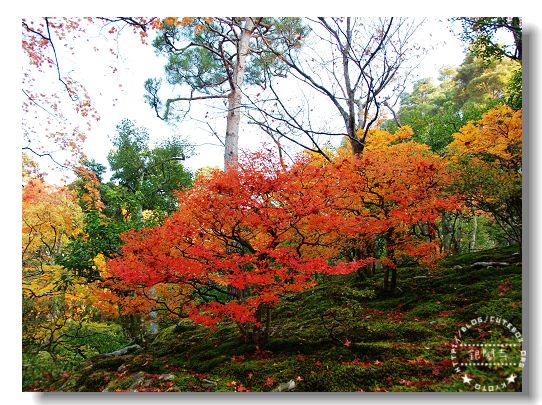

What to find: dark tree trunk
left=390, top=268, right=398, bottom=295
left=383, top=229, right=397, bottom=294
left=441, top=211, right=453, bottom=253
left=383, top=267, right=390, bottom=292
left=236, top=303, right=271, bottom=345
left=511, top=17, right=522, bottom=62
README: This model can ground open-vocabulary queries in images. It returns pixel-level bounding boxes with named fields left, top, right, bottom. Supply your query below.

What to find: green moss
left=78, top=371, right=112, bottom=392
left=125, top=354, right=167, bottom=374
left=442, top=245, right=520, bottom=267
left=106, top=376, right=137, bottom=391
left=300, top=360, right=433, bottom=391
left=188, top=355, right=230, bottom=373
left=409, top=301, right=446, bottom=317
left=350, top=342, right=426, bottom=360
left=90, top=355, right=132, bottom=372
left=172, top=373, right=201, bottom=391
left=469, top=298, right=522, bottom=327
left=39, top=245, right=522, bottom=392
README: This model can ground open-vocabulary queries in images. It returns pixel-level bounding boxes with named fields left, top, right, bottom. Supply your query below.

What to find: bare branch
left=22, top=146, right=69, bottom=169
left=44, top=18, right=78, bottom=102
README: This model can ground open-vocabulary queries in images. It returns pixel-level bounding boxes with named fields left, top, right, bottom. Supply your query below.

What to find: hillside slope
left=37, top=245, right=523, bottom=392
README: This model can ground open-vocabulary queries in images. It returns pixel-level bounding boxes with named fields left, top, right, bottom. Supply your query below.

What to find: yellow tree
left=448, top=105, right=522, bottom=244
left=22, top=160, right=90, bottom=359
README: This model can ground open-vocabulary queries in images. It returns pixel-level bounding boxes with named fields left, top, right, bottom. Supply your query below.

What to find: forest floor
left=32, top=245, right=523, bottom=392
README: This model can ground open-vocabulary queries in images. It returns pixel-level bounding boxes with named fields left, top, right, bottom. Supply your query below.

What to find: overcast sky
left=44, top=18, right=465, bottom=183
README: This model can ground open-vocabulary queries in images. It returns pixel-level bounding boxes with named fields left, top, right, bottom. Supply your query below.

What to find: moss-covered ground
left=34, top=245, right=523, bottom=392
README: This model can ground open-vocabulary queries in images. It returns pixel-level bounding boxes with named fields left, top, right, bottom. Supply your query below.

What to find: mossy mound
left=42, top=245, right=522, bottom=392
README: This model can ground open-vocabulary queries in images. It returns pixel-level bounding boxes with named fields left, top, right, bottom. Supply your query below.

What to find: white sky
left=22, top=17, right=468, bottom=184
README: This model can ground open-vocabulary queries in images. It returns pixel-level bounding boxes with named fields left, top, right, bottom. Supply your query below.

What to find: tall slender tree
left=144, top=17, right=308, bottom=168
left=245, top=17, right=424, bottom=158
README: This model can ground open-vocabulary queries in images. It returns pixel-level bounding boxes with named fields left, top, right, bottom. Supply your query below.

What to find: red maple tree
left=109, top=136, right=460, bottom=341
left=108, top=149, right=370, bottom=343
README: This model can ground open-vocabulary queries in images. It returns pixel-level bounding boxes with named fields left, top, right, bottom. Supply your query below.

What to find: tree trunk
left=237, top=321, right=248, bottom=343
left=148, top=286, right=158, bottom=335
left=224, top=18, right=255, bottom=169
left=383, top=229, right=396, bottom=294
left=264, top=303, right=271, bottom=339
left=469, top=208, right=478, bottom=252
left=355, top=239, right=376, bottom=279
left=390, top=268, right=397, bottom=295
left=340, top=17, right=362, bottom=156
left=236, top=303, right=271, bottom=345
left=511, top=17, right=522, bottom=62
left=452, top=214, right=463, bottom=255
left=441, top=211, right=452, bottom=253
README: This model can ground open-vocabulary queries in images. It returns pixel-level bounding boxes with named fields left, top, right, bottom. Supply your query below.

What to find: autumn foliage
left=21, top=17, right=195, bottom=167
left=108, top=133, right=460, bottom=341
left=449, top=105, right=521, bottom=171
left=22, top=165, right=99, bottom=355
left=108, top=150, right=370, bottom=341
left=21, top=17, right=522, bottom=392
left=448, top=106, right=522, bottom=243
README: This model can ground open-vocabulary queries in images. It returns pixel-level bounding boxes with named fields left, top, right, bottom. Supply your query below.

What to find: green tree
left=145, top=17, right=307, bottom=168
left=452, top=17, right=521, bottom=63
left=453, top=52, right=516, bottom=105
left=58, top=119, right=192, bottom=281
left=505, top=68, right=522, bottom=110
left=451, top=17, right=522, bottom=110
left=107, top=119, right=192, bottom=219
left=384, top=52, right=518, bottom=152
